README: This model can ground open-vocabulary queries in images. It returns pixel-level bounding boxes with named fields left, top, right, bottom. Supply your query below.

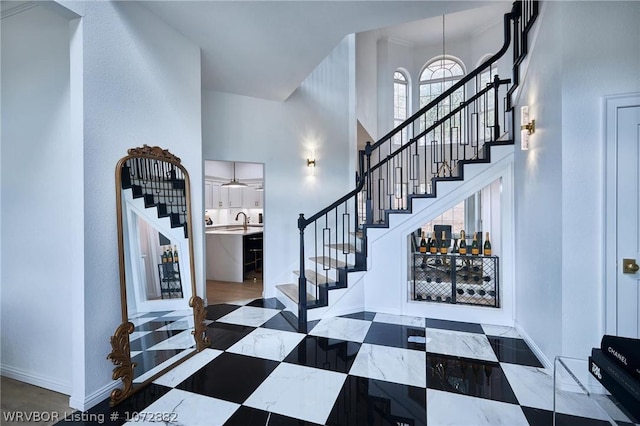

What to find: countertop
left=205, top=225, right=263, bottom=236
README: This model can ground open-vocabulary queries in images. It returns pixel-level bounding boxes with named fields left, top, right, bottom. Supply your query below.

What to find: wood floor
left=206, top=270, right=263, bottom=304
left=1, top=376, right=71, bottom=425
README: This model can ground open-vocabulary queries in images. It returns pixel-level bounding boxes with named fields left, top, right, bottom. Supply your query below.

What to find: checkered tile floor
left=59, top=299, right=635, bottom=425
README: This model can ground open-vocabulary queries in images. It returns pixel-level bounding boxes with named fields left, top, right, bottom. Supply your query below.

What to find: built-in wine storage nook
left=408, top=178, right=502, bottom=308
left=411, top=253, right=499, bottom=307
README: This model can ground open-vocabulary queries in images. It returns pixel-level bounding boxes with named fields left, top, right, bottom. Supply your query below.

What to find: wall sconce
left=520, top=105, right=535, bottom=150
left=307, top=158, right=316, bottom=176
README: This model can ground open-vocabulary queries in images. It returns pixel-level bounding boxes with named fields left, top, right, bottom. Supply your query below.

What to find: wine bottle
left=173, top=245, right=179, bottom=262
left=471, top=232, right=480, bottom=255
left=459, top=230, right=467, bottom=255
left=429, top=232, right=438, bottom=254
left=483, top=232, right=492, bottom=256
left=439, top=231, right=448, bottom=255
left=419, top=232, right=428, bottom=254
left=167, top=247, right=174, bottom=263
left=162, top=248, right=168, bottom=263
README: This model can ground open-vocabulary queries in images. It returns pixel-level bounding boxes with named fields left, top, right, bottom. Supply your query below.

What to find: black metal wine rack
left=412, top=253, right=499, bottom=307
left=157, top=262, right=183, bottom=299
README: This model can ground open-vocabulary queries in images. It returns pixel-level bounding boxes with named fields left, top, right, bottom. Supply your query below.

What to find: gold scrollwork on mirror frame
left=108, top=145, right=209, bottom=407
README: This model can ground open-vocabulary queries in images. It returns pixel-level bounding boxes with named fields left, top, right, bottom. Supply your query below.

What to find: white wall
left=1, top=3, right=78, bottom=394
left=202, top=35, right=356, bottom=298
left=18, top=0, right=203, bottom=409
left=515, top=1, right=640, bottom=362
left=356, top=31, right=378, bottom=141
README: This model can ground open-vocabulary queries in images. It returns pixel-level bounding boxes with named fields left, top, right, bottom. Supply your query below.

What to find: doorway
left=204, top=160, right=265, bottom=304
left=605, top=94, right=640, bottom=338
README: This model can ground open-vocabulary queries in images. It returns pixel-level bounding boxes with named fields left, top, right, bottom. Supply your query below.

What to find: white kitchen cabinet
left=221, top=186, right=243, bottom=208
left=211, top=183, right=222, bottom=208
left=205, top=179, right=223, bottom=209
left=241, top=186, right=263, bottom=208
left=204, top=180, right=214, bottom=209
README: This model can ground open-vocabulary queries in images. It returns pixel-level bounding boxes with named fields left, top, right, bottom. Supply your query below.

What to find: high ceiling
left=141, top=1, right=509, bottom=101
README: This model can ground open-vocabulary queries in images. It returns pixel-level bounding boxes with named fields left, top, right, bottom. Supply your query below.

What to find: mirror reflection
left=110, top=146, right=208, bottom=406
left=122, top=210, right=195, bottom=384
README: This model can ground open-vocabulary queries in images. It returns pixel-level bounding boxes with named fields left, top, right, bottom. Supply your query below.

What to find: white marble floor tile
left=500, top=363, right=554, bottom=410
left=155, top=318, right=194, bottom=332
left=373, top=312, right=426, bottom=328
left=134, top=349, right=195, bottom=384
left=153, top=348, right=222, bottom=388
left=227, top=328, right=305, bottom=362
left=148, top=330, right=196, bottom=351
left=427, top=389, right=529, bottom=425
left=500, top=363, right=610, bottom=421
left=481, top=324, right=521, bottom=338
left=244, top=363, right=346, bottom=425
left=426, top=328, right=498, bottom=362
left=349, top=343, right=426, bottom=388
left=123, top=388, right=239, bottom=426
left=216, top=306, right=280, bottom=327
left=308, top=316, right=371, bottom=342
left=162, top=309, right=193, bottom=318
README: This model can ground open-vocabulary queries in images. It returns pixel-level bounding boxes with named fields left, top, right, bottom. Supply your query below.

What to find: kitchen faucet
left=235, top=211, right=248, bottom=231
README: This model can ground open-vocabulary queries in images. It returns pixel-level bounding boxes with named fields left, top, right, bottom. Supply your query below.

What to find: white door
left=606, top=95, right=640, bottom=338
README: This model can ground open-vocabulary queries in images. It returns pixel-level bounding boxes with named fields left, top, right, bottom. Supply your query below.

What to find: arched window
left=392, top=70, right=409, bottom=145
left=393, top=71, right=408, bottom=129
left=419, top=57, right=465, bottom=144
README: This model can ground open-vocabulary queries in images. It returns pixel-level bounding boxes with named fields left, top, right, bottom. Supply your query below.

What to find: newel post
left=297, top=213, right=307, bottom=333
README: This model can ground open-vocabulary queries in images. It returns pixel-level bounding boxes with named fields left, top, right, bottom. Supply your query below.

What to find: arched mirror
left=108, top=145, right=209, bottom=406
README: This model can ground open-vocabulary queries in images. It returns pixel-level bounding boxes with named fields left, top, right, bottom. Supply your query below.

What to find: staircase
left=276, top=0, right=539, bottom=333
left=120, top=157, right=189, bottom=238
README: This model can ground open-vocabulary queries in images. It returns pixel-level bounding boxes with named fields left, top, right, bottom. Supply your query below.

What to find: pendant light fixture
left=221, top=162, right=247, bottom=188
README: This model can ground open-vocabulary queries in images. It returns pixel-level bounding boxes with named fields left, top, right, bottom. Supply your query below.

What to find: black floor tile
left=487, top=335, right=544, bottom=368
left=131, top=349, right=185, bottom=378
left=363, top=322, right=426, bottom=351
left=54, top=384, right=171, bottom=425
left=246, top=297, right=286, bottom=310
left=425, top=318, right=484, bottom=334
left=326, top=376, right=426, bottom=426
left=339, top=311, right=377, bottom=321
left=205, top=303, right=242, bottom=321
left=224, top=406, right=322, bottom=425
left=134, top=320, right=182, bottom=332
left=261, top=311, right=300, bottom=333
left=176, top=352, right=278, bottom=404
left=521, top=406, right=619, bottom=426
left=205, top=322, right=255, bottom=351
left=426, top=352, right=519, bottom=405
left=283, top=335, right=360, bottom=374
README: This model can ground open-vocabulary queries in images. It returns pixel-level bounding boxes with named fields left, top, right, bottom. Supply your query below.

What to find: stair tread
left=326, top=243, right=357, bottom=254
left=310, top=256, right=353, bottom=269
left=293, top=269, right=336, bottom=285
left=276, top=284, right=315, bottom=304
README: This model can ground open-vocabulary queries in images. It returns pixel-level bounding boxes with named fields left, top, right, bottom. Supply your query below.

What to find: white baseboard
left=1, top=364, right=72, bottom=396
left=514, top=322, right=553, bottom=371
left=69, top=380, right=120, bottom=411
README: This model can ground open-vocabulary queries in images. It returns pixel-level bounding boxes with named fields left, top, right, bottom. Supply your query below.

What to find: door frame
left=604, top=92, right=640, bottom=335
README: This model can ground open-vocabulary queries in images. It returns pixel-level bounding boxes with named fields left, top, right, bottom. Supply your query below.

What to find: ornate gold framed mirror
left=108, top=145, right=209, bottom=406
